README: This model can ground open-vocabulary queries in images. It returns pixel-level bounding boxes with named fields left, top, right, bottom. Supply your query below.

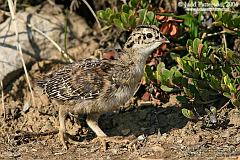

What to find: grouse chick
left=37, top=25, right=169, bottom=149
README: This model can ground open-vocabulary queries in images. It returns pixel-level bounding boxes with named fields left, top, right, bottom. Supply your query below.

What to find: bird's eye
left=146, top=33, right=153, bottom=38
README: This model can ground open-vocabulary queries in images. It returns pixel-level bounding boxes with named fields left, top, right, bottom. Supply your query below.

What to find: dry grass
left=7, top=0, right=36, bottom=107
left=81, top=0, right=101, bottom=30
left=0, top=81, right=5, bottom=119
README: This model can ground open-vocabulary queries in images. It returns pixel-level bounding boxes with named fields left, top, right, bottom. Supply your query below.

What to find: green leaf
left=210, top=106, right=217, bottom=115
left=120, top=12, right=128, bottom=25
left=232, top=16, right=240, bottom=27
left=181, top=78, right=188, bottom=87
left=229, top=83, right=237, bottom=93
left=192, top=38, right=202, bottom=57
left=161, top=70, right=172, bottom=84
left=143, top=72, right=150, bottom=84
left=223, top=75, right=231, bottom=85
left=231, top=98, right=240, bottom=107
left=209, top=75, right=221, bottom=90
left=223, top=92, right=231, bottom=98
left=146, top=11, right=155, bottom=23
left=182, top=60, right=192, bottom=73
left=211, top=0, right=219, bottom=6
left=105, top=8, right=114, bottom=18
left=202, top=41, right=209, bottom=58
left=129, top=0, right=137, bottom=8
left=170, top=52, right=180, bottom=61
left=156, top=62, right=165, bottom=80
left=172, top=69, right=183, bottom=85
left=176, top=57, right=183, bottom=67
left=97, top=10, right=110, bottom=21
left=183, top=15, right=199, bottom=38
left=122, top=4, right=131, bottom=13
left=222, top=12, right=235, bottom=27
left=161, top=85, right=173, bottom=92
left=189, top=84, right=199, bottom=97
left=128, top=15, right=136, bottom=27
left=113, top=18, right=124, bottom=29
left=186, top=39, right=193, bottom=52
left=237, top=91, right=240, bottom=100
left=181, top=108, right=195, bottom=119
left=183, top=87, right=194, bottom=98
left=225, top=48, right=234, bottom=60
left=97, top=10, right=104, bottom=19
left=141, top=0, right=148, bottom=8
left=176, top=96, right=189, bottom=103
left=145, top=65, right=156, bottom=81
left=138, top=9, right=147, bottom=21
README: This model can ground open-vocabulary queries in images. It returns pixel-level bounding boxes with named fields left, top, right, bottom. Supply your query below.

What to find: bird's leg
left=86, top=113, right=130, bottom=150
left=86, top=113, right=107, bottom=137
left=59, top=106, right=68, bottom=150
left=86, top=113, right=109, bottom=150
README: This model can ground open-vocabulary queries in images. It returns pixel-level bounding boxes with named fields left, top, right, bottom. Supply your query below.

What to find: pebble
left=137, top=134, right=146, bottom=141
left=23, top=101, right=31, bottom=113
left=110, top=149, right=118, bottom=154
left=149, top=145, right=165, bottom=153
left=177, top=139, right=183, bottom=143
left=222, top=130, right=230, bottom=138
left=121, top=128, right=131, bottom=136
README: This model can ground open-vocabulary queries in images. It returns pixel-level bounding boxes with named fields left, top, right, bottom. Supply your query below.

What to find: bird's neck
left=119, top=48, right=150, bottom=84
left=121, top=48, right=150, bottom=67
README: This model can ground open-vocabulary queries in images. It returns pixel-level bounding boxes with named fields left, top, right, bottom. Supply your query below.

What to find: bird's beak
left=160, top=35, right=170, bottom=43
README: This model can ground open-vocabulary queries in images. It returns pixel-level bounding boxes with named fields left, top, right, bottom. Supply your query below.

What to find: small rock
left=213, top=134, right=219, bottom=141
left=12, top=107, right=21, bottom=119
left=236, top=135, right=240, bottom=144
left=32, top=149, right=37, bottom=152
left=140, top=127, right=148, bottom=131
left=22, top=101, right=31, bottom=113
left=177, top=139, right=183, bottom=143
left=229, top=109, right=240, bottom=127
left=40, top=121, right=53, bottom=132
left=149, top=145, right=165, bottom=153
left=137, top=134, right=146, bottom=141
left=161, top=133, right=168, bottom=138
left=110, top=149, right=118, bottom=154
left=222, top=130, right=230, bottom=138
left=184, top=135, right=201, bottom=146
left=121, top=128, right=131, bottom=136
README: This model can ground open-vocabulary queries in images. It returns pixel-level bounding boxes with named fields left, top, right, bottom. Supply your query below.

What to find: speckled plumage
left=37, top=25, right=169, bottom=149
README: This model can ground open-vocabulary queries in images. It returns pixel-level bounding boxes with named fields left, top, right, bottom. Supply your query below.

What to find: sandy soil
left=0, top=3, right=240, bottom=158
left=0, top=60, right=240, bottom=160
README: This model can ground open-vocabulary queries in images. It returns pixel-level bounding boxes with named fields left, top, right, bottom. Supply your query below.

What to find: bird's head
left=124, top=25, right=169, bottom=55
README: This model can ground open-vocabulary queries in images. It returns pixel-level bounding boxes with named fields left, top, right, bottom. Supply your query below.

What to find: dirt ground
left=0, top=3, right=240, bottom=159
left=0, top=60, right=240, bottom=160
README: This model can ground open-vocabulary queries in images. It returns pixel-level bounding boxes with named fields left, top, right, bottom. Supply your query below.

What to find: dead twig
left=219, top=100, right=230, bottom=112
left=80, top=0, right=102, bottom=31
left=13, top=130, right=59, bottom=140
left=222, top=29, right=228, bottom=59
left=7, top=0, right=36, bottom=107
left=1, top=81, right=5, bottom=119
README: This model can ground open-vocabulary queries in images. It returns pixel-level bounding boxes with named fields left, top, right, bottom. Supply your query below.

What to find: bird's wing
left=37, top=59, right=117, bottom=101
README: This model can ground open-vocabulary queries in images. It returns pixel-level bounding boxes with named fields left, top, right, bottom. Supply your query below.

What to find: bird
left=36, top=25, right=169, bottom=149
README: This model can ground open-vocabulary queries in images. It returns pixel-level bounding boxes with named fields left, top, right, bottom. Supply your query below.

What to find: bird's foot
left=92, top=136, right=132, bottom=151
left=59, top=131, right=68, bottom=150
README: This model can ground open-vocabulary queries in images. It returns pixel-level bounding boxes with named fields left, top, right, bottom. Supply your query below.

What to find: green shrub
left=97, top=0, right=240, bottom=119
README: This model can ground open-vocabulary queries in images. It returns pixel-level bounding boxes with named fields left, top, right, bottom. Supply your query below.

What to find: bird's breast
left=113, top=68, right=143, bottom=105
